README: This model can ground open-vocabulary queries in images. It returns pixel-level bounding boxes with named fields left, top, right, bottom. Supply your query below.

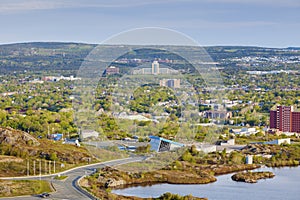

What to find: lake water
left=112, top=167, right=300, bottom=200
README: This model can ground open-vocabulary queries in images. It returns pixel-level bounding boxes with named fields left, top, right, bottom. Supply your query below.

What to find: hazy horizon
left=0, top=0, right=300, bottom=48
left=1, top=40, right=299, bottom=49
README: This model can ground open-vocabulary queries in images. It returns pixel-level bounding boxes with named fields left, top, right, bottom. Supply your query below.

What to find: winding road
left=0, top=156, right=146, bottom=200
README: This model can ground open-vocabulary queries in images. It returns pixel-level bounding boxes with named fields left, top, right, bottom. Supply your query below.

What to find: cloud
left=1, top=0, right=299, bottom=14
left=203, top=0, right=300, bottom=7
left=0, top=0, right=179, bottom=14
left=0, top=0, right=67, bottom=13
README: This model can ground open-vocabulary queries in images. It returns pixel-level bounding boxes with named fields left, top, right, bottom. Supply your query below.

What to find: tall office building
left=159, top=79, right=180, bottom=88
left=132, top=60, right=178, bottom=75
left=152, top=61, right=160, bottom=75
left=270, top=105, right=300, bottom=133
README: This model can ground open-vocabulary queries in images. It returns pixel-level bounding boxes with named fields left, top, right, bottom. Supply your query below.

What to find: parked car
left=39, top=192, right=50, bottom=198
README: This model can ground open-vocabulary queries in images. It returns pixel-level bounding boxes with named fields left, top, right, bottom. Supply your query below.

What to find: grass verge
left=0, top=180, right=52, bottom=197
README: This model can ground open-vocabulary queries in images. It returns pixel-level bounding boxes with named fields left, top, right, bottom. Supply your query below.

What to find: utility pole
left=49, top=161, right=51, bottom=174
left=193, top=123, right=196, bottom=137
left=27, top=159, right=29, bottom=176
left=33, top=160, right=36, bottom=176
left=45, top=160, right=47, bottom=175
left=39, top=160, right=42, bottom=179
left=53, top=160, right=56, bottom=173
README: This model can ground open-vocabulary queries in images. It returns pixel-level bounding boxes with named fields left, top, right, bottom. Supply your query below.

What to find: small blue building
left=50, top=133, right=63, bottom=141
left=149, top=136, right=184, bottom=152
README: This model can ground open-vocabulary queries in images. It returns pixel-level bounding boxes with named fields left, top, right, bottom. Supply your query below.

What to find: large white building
left=152, top=61, right=160, bottom=74
left=159, top=79, right=180, bottom=88
left=80, top=130, right=99, bottom=139
left=132, top=61, right=179, bottom=75
left=264, top=138, right=291, bottom=145
left=196, top=144, right=217, bottom=153
left=43, top=75, right=81, bottom=82
left=231, top=127, right=258, bottom=136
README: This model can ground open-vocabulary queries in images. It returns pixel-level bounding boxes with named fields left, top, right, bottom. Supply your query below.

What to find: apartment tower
left=270, top=105, right=300, bottom=133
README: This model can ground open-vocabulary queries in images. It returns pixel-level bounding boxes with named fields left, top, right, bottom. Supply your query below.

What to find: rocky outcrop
left=0, top=155, right=23, bottom=163
left=231, top=171, right=275, bottom=183
left=242, top=144, right=277, bottom=155
left=0, top=127, right=40, bottom=146
left=104, top=178, right=126, bottom=188
left=0, top=184, right=11, bottom=195
left=95, top=166, right=216, bottom=190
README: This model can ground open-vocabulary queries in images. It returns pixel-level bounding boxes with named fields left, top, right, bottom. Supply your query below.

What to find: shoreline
left=109, top=165, right=299, bottom=199
left=231, top=171, right=275, bottom=183
left=80, top=141, right=300, bottom=199
left=112, top=164, right=261, bottom=190
left=80, top=163, right=262, bottom=199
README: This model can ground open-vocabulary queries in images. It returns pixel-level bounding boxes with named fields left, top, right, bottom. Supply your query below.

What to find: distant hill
left=0, top=42, right=299, bottom=73
left=0, top=42, right=95, bottom=73
left=287, top=47, right=300, bottom=50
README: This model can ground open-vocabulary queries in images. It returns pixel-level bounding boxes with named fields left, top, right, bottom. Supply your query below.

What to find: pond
left=112, top=167, right=300, bottom=200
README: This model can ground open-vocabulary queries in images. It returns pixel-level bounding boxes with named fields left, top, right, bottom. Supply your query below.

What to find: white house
left=245, top=155, right=253, bottom=164
left=264, top=138, right=291, bottom=145
left=220, top=139, right=235, bottom=146
left=80, top=130, right=99, bottom=139
left=232, top=127, right=258, bottom=136
left=196, top=144, right=217, bottom=153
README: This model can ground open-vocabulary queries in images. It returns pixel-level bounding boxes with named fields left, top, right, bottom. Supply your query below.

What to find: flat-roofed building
left=270, top=105, right=300, bottom=133
left=292, top=112, right=300, bottom=133
left=205, top=110, right=232, bottom=119
left=80, top=130, right=99, bottom=139
left=160, top=79, right=180, bottom=88
left=132, top=61, right=179, bottom=75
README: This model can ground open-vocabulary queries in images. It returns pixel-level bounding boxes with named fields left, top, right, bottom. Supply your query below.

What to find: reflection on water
left=112, top=167, right=300, bottom=200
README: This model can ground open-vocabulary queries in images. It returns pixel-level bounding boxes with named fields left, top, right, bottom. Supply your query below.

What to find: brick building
left=270, top=105, right=300, bottom=133
left=292, top=112, right=300, bottom=133
left=104, top=66, right=119, bottom=75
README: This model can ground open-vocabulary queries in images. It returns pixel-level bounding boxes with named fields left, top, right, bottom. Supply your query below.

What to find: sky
left=0, top=0, right=299, bottom=47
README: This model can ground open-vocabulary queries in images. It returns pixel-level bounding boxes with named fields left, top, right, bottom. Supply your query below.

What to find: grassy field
left=54, top=175, right=68, bottom=180
left=0, top=180, right=52, bottom=197
left=0, top=128, right=96, bottom=177
left=86, top=146, right=129, bottom=162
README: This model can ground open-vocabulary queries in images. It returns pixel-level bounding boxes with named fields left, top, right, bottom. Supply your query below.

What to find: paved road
left=0, top=156, right=146, bottom=200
